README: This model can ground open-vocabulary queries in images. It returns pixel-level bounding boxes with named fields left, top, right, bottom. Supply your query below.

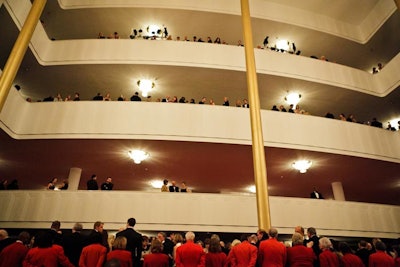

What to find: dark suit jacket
left=169, top=186, right=180, bottom=192
left=116, top=228, right=143, bottom=267
left=62, top=232, right=84, bottom=266
left=310, top=191, right=324, bottom=199
left=162, top=238, right=174, bottom=267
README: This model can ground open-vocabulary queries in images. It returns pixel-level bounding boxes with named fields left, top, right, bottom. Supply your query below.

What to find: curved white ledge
left=56, top=0, right=397, bottom=44
left=5, top=0, right=400, bottom=97
left=0, top=191, right=399, bottom=238
left=1, top=89, right=399, bottom=164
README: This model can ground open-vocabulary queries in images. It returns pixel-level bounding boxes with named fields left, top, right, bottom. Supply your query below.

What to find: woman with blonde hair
left=107, top=236, right=133, bottom=267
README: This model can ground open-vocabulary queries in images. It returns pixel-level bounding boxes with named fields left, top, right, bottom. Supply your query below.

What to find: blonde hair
left=113, top=236, right=127, bottom=250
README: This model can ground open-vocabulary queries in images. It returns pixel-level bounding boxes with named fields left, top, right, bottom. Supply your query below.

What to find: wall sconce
left=128, top=150, right=150, bottom=164
left=137, top=79, right=155, bottom=97
left=292, top=160, right=312, bottom=173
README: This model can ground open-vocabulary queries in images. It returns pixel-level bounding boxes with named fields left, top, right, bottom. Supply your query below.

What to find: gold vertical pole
left=240, top=0, right=271, bottom=230
left=395, top=0, right=400, bottom=10
left=0, top=0, right=47, bottom=111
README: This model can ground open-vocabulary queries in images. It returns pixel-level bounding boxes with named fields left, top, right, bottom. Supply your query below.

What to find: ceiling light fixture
left=284, top=92, right=302, bottom=106
left=128, top=150, right=150, bottom=164
left=276, top=39, right=289, bottom=51
left=137, top=79, right=155, bottom=97
left=292, top=160, right=312, bottom=173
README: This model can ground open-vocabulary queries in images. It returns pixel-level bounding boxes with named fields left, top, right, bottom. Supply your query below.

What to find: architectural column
left=68, top=168, right=82, bottom=190
left=0, top=0, right=47, bottom=112
left=332, top=182, right=346, bottom=201
left=395, top=0, right=400, bottom=10
left=240, top=0, right=271, bottom=230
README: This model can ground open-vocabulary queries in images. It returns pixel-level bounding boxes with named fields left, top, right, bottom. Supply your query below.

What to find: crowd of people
left=0, top=220, right=399, bottom=267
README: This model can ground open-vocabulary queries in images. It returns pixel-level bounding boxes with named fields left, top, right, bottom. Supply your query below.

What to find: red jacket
left=107, top=249, right=133, bottom=267
left=319, top=250, right=339, bottom=267
left=341, top=253, right=364, bottom=267
left=205, top=252, right=227, bottom=267
left=0, top=241, right=29, bottom=267
left=23, top=245, right=74, bottom=267
left=228, top=241, right=257, bottom=267
left=287, top=244, right=316, bottom=267
left=79, top=243, right=107, bottom=267
left=369, top=251, right=395, bottom=267
left=143, top=252, right=169, bottom=267
left=175, top=241, right=205, bottom=267
left=258, top=238, right=287, bottom=267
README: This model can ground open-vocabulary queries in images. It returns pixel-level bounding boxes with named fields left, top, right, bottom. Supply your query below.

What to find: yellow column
left=0, top=0, right=47, bottom=111
left=395, top=0, right=400, bottom=10
left=240, top=0, right=271, bottom=230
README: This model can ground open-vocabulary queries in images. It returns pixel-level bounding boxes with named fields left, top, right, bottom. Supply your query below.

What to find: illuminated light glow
left=292, top=160, right=312, bottom=173
left=150, top=180, right=163, bottom=189
left=248, top=185, right=256, bottom=193
left=128, top=150, right=150, bottom=164
left=137, top=79, right=155, bottom=97
left=276, top=39, right=289, bottom=51
left=285, top=92, right=302, bottom=106
left=388, top=118, right=400, bottom=130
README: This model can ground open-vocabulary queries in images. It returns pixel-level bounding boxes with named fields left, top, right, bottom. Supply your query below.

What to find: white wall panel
left=0, top=191, right=398, bottom=238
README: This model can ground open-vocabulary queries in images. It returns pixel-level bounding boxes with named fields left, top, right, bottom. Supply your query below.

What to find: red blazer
left=0, top=241, right=29, bottom=267
left=143, top=252, right=169, bottom=267
left=205, top=252, right=227, bottom=267
left=107, top=249, right=133, bottom=267
left=23, top=244, right=74, bottom=267
left=175, top=241, right=206, bottom=267
left=287, top=244, right=316, bottom=267
left=369, top=251, right=395, bottom=267
left=341, top=253, right=364, bottom=267
left=79, top=243, right=107, bottom=267
left=258, top=238, right=287, bottom=267
left=319, top=250, right=339, bottom=267
left=228, top=241, right=257, bottom=267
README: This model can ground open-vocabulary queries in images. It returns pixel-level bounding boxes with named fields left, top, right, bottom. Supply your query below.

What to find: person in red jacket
left=369, top=241, right=395, bottom=267
left=318, top=237, right=339, bottom=267
left=143, top=239, right=169, bottom=267
left=23, top=231, right=74, bottom=267
left=338, top=242, right=364, bottom=267
left=258, top=228, right=287, bottom=267
left=79, top=231, right=107, bottom=267
left=107, top=236, right=133, bottom=267
left=175, top=231, right=205, bottom=267
left=0, top=231, right=30, bottom=267
left=287, top=233, right=316, bottom=267
left=205, top=235, right=227, bottom=267
left=227, top=233, right=257, bottom=267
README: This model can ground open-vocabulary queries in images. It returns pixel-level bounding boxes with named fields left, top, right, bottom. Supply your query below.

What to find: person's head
left=106, top=177, right=112, bottom=183
left=127, top=218, right=136, bottom=227
left=249, top=234, right=258, bottom=244
left=51, top=220, right=61, bottom=231
left=151, top=239, right=163, bottom=253
left=319, top=237, right=332, bottom=250
left=171, top=181, right=176, bottom=186
left=268, top=228, right=278, bottom=238
left=94, top=221, right=104, bottom=232
left=18, top=231, right=31, bottom=245
left=113, top=236, right=127, bottom=250
left=34, top=231, right=53, bottom=248
left=307, top=227, right=317, bottom=237
left=185, top=231, right=195, bottom=241
left=173, top=233, right=183, bottom=244
left=51, top=178, right=57, bottom=183
left=163, top=179, right=168, bottom=185
left=209, top=236, right=222, bottom=253
left=104, top=258, right=121, bottom=267
left=91, top=174, right=97, bottom=180
left=72, top=222, right=83, bottom=233
left=338, top=242, right=352, bottom=254
left=232, top=239, right=241, bottom=247
left=257, top=229, right=267, bottom=241
left=240, top=233, right=250, bottom=242
left=0, top=229, right=9, bottom=240
left=157, top=232, right=166, bottom=242
left=291, top=232, right=304, bottom=246
left=294, top=226, right=304, bottom=236
left=375, top=241, right=386, bottom=252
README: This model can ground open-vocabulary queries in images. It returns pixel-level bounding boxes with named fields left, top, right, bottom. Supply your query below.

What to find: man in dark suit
left=87, top=174, right=99, bottom=190
left=169, top=181, right=179, bottom=192
left=116, top=218, right=143, bottom=267
left=310, top=187, right=324, bottom=199
left=62, top=223, right=85, bottom=266
left=157, top=232, right=174, bottom=267
left=304, top=227, right=321, bottom=267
